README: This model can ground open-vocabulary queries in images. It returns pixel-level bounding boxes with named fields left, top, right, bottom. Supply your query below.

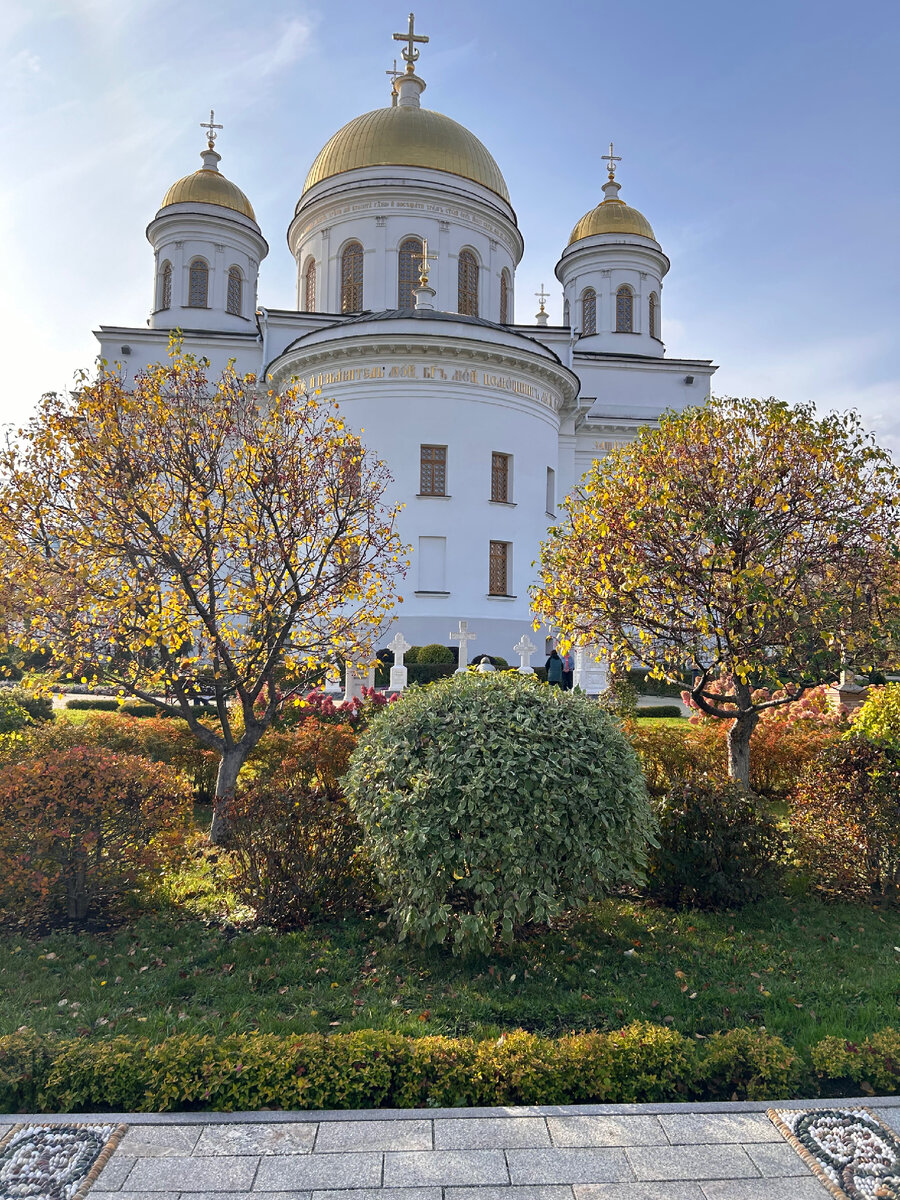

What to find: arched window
left=458, top=249, right=479, bottom=316
left=226, top=266, right=242, bottom=316
left=188, top=258, right=208, bottom=308
left=648, top=291, right=659, bottom=339
left=304, top=258, right=316, bottom=313
left=563, top=298, right=570, bottom=325
left=159, top=261, right=172, bottom=311
left=499, top=269, right=510, bottom=323
left=581, top=287, right=597, bottom=335
left=397, top=237, right=422, bottom=308
left=615, top=285, right=634, bottom=332
left=340, top=241, right=364, bottom=312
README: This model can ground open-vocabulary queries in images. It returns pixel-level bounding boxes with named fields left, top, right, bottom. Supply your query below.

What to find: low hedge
left=1, top=1024, right=897, bottom=1113
left=636, top=705, right=683, bottom=719
left=65, top=699, right=157, bottom=717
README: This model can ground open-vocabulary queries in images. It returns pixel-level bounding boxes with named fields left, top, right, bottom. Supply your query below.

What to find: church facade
left=94, top=17, right=716, bottom=678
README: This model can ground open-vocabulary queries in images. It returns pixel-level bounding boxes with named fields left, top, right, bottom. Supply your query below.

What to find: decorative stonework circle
left=0, top=1123, right=124, bottom=1200
left=769, top=1108, right=900, bottom=1200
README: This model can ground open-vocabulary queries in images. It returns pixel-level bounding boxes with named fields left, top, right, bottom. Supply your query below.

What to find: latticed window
left=616, top=285, right=634, bottom=332
left=159, top=261, right=172, bottom=310
left=491, top=452, right=510, bottom=502
left=649, top=291, right=659, bottom=338
left=582, top=287, right=597, bottom=335
left=188, top=259, right=208, bottom=308
left=499, top=270, right=510, bottom=323
left=489, top=541, right=509, bottom=596
left=226, top=267, right=242, bottom=316
left=458, top=249, right=479, bottom=316
left=304, top=258, right=317, bottom=312
left=398, top=238, right=422, bottom=308
left=420, top=444, right=447, bottom=496
left=341, top=241, right=364, bottom=312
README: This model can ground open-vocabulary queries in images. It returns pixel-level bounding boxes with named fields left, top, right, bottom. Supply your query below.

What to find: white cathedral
left=95, top=16, right=716, bottom=683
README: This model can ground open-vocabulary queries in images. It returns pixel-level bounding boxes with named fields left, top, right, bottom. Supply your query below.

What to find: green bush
left=0, top=692, right=32, bottom=734
left=627, top=668, right=688, bottom=698
left=345, top=672, right=654, bottom=954
left=790, top=736, right=900, bottom=900
left=636, top=705, right=683, bottom=719
left=0, top=1024, right=895, bottom=1113
left=406, top=662, right=456, bottom=685
left=647, top=779, right=785, bottom=909
left=415, top=643, right=455, bottom=664
left=852, top=683, right=900, bottom=750
left=3, top=688, right=53, bottom=723
left=65, top=697, right=156, bottom=716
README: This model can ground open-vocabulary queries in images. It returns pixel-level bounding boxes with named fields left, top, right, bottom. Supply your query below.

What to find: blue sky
left=3, top=0, right=899, bottom=445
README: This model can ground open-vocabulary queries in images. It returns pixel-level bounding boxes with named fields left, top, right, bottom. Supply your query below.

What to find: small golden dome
left=161, top=151, right=256, bottom=221
left=569, top=185, right=655, bottom=245
left=302, top=105, right=509, bottom=202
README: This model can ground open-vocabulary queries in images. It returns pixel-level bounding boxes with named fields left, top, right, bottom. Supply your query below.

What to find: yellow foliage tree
left=532, top=397, right=900, bottom=785
left=0, top=346, right=407, bottom=842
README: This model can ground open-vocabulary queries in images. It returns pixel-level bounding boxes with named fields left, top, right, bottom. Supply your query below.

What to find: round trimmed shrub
left=647, top=779, right=785, bottom=909
left=345, top=672, right=654, bottom=954
left=415, top=643, right=455, bottom=665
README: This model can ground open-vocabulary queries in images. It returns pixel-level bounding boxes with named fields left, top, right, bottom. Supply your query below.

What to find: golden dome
left=161, top=151, right=256, bottom=221
left=302, top=105, right=510, bottom=202
left=569, top=187, right=655, bottom=245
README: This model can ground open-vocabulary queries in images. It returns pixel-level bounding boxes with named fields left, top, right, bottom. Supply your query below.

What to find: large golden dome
left=302, top=105, right=510, bottom=202
left=569, top=181, right=655, bottom=245
left=161, top=149, right=256, bottom=221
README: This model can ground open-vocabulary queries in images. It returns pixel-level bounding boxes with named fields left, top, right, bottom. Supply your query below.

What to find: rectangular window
left=489, top=540, right=510, bottom=595
left=546, top=466, right=556, bottom=515
left=491, top=452, right=510, bottom=502
left=420, top=444, right=447, bottom=496
left=417, top=536, right=447, bottom=592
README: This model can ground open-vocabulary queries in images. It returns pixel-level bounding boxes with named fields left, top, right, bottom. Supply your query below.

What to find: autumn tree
left=0, top=347, right=406, bottom=842
left=532, top=397, right=900, bottom=785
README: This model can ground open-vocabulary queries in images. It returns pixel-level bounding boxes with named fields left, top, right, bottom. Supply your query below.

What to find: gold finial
left=200, top=108, right=223, bottom=150
left=412, top=237, right=436, bottom=286
left=393, top=12, right=428, bottom=74
left=535, top=283, right=550, bottom=313
left=601, top=141, right=622, bottom=181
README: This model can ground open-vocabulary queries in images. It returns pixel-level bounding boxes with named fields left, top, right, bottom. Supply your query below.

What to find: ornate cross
left=388, top=631, right=411, bottom=667
left=513, top=633, right=538, bottom=674
left=393, top=12, right=428, bottom=72
left=535, top=283, right=550, bottom=313
left=386, top=58, right=401, bottom=83
left=602, top=141, right=622, bottom=180
left=412, top=238, right=436, bottom=286
left=200, top=109, right=223, bottom=150
left=450, top=619, right=476, bottom=672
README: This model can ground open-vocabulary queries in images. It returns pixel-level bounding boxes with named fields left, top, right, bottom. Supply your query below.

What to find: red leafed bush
left=0, top=746, right=191, bottom=929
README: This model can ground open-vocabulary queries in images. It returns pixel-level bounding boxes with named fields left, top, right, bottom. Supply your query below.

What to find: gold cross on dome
left=602, top=141, right=622, bottom=180
left=411, top=238, right=436, bottom=285
left=535, top=283, right=550, bottom=312
left=200, top=109, right=223, bottom=149
left=386, top=57, right=401, bottom=81
left=393, top=12, right=428, bottom=72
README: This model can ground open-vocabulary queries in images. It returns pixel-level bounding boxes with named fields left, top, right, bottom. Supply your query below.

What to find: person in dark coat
left=546, top=649, right=564, bottom=687
left=561, top=648, right=575, bottom=690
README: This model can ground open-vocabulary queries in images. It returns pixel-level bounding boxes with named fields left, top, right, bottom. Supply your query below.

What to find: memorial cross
left=393, top=12, right=428, bottom=71
left=388, top=631, right=411, bottom=668
left=513, top=633, right=538, bottom=674
left=450, top=619, right=476, bottom=672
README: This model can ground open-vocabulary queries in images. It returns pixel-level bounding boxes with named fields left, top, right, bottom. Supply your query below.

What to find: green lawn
left=4, top=887, right=897, bottom=1055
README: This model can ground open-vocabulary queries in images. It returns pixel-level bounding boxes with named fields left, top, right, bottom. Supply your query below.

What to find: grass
left=3, top=875, right=898, bottom=1054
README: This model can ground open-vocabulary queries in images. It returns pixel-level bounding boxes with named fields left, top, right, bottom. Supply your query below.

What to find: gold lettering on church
left=297, top=361, right=556, bottom=410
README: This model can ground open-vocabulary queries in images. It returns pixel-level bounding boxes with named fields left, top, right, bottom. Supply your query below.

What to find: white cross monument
left=450, top=620, right=476, bottom=673
left=513, top=633, right=538, bottom=674
left=388, top=631, right=411, bottom=691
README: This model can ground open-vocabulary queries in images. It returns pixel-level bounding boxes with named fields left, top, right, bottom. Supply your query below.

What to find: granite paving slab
left=743, top=1139, right=814, bottom=1176
left=115, top=1123, right=201, bottom=1156
left=625, top=1143, right=759, bottom=1181
left=658, top=1114, right=780, bottom=1145
left=547, top=1116, right=667, bottom=1147
left=434, top=1117, right=551, bottom=1149
left=382, top=1148, right=510, bottom=1186
left=254, top=1151, right=383, bottom=1190
left=506, top=1147, right=633, bottom=1185
left=574, top=1186, right=705, bottom=1200
left=446, top=1188, right=575, bottom=1200
left=125, top=1153, right=259, bottom=1191
left=194, top=1123, right=318, bottom=1156
left=699, top=1179, right=832, bottom=1199
left=314, top=1119, right=433, bottom=1152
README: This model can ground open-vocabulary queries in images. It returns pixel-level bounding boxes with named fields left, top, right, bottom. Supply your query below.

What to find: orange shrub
left=243, top=719, right=357, bottom=794
left=0, top=746, right=191, bottom=928
left=626, top=720, right=725, bottom=795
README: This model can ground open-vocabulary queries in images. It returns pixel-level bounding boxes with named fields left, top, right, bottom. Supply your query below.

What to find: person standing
left=546, top=648, right=564, bottom=687
left=561, top=647, right=574, bottom=690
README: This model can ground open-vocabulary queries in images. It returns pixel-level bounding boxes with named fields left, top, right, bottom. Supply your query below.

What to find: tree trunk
left=210, top=746, right=246, bottom=846
left=727, top=678, right=759, bottom=788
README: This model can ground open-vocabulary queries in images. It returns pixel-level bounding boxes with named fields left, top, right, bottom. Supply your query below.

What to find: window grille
left=491, top=452, right=510, bottom=502
left=398, top=238, right=422, bottom=308
left=649, top=291, right=659, bottom=338
left=458, top=249, right=479, bottom=316
left=582, top=287, right=597, bottom=334
left=616, top=285, right=633, bottom=332
left=188, top=259, right=208, bottom=308
left=159, top=262, right=172, bottom=310
left=499, top=270, right=510, bottom=323
left=420, top=445, right=447, bottom=496
left=304, top=259, right=316, bottom=312
left=226, top=267, right=242, bottom=316
left=341, top=241, right=364, bottom=312
left=489, top=541, right=509, bottom=595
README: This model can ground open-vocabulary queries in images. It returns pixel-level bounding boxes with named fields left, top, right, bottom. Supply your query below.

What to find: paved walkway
left=8, top=1096, right=900, bottom=1199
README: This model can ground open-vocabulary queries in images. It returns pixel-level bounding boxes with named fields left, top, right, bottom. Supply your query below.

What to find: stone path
left=7, top=1099, right=900, bottom=1199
